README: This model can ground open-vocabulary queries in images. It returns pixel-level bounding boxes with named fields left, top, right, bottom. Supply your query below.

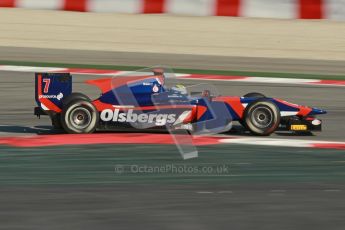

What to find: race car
left=34, top=69, right=326, bottom=136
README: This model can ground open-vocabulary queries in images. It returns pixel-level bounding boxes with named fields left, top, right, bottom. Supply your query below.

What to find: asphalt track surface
left=2, top=46, right=345, bottom=75
left=0, top=144, right=344, bottom=230
left=0, top=50, right=344, bottom=229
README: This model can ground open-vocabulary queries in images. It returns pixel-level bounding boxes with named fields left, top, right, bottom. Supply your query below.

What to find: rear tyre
left=61, top=99, right=99, bottom=134
left=243, top=99, right=280, bottom=136
left=243, top=92, right=266, bottom=98
left=62, top=92, right=91, bottom=107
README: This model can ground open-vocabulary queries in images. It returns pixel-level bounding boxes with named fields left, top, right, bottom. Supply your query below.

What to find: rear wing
left=35, top=73, right=72, bottom=115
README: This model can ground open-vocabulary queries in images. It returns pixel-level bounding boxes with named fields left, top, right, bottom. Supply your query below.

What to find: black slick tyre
left=62, top=92, right=91, bottom=107
left=243, top=99, right=280, bottom=136
left=61, top=99, right=99, bottom=134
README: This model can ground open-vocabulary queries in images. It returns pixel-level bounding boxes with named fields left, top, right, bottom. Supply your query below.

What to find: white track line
left=0, top=65, right=66, bottom=72
left=218, top=137, right=345, bottom=149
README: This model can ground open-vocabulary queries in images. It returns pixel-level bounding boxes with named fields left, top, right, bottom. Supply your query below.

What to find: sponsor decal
left=100, top=109, right=179, bottom=126
left=39, top=92, right=64, bottom=100
left=57, top=92, right=63, bottom=100
left=290, top=124, right=307, bottom=131
left=152, top=84, right=159, bottom=93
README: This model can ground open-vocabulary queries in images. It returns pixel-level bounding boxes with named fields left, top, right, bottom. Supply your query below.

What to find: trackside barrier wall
left=1, top=0, right=345, bottom=20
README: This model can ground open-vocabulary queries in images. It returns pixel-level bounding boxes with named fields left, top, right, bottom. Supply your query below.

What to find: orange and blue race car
left=34, top=69, right=326, bottom=136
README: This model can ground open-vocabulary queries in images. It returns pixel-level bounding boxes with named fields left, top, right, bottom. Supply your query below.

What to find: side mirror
left=202, top=90, right=210, bottom=97
left=202, top=90, right=212, bottom=101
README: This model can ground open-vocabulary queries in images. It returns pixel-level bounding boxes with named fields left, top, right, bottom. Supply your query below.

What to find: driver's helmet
left=153, top=68, right=164, bottom=76
left=171, top=84, right=187, bottom=95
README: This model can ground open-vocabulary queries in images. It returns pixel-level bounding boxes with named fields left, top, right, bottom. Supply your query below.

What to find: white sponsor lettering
left=57, top=92, right=63, bottom=100
left=100, top=109, right=180, bottom=126
left=100, top=109, right=113, bottom=122
left=39, top=92, right=64, bottom=101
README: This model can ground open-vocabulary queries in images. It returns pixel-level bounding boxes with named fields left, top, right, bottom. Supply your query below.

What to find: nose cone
left=310, top=107, right=327, bottom=115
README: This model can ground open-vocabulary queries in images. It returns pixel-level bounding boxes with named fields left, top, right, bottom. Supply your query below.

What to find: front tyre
left=61, top=99, right=99, bottom=134
left=243, top=99, right=280, bottom=136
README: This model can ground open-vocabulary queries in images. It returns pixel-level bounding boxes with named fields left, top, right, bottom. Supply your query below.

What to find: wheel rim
left=251, top=106, right=273, bottom=129
left=69, top=107, right=92, bottom=130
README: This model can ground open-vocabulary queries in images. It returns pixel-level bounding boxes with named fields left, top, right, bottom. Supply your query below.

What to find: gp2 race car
left=34, top=69, right=326, bottom=136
